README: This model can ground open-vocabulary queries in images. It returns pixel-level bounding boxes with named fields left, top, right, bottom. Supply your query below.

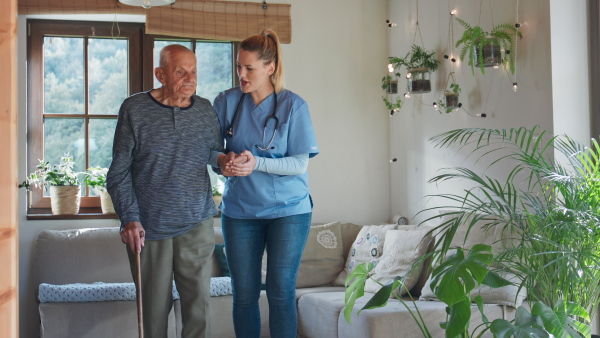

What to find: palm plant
left=424, top=126, right=600, bottom=333
left=455, top=18, right=522, bottom=75
left=344, top=126, right=598, bottom=337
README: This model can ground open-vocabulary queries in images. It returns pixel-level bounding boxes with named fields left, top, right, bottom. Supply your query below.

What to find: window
left=27, top=20, right=234, bottom=217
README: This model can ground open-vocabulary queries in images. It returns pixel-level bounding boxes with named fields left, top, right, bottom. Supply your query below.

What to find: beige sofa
left=34, top=221, right=518, bottom=338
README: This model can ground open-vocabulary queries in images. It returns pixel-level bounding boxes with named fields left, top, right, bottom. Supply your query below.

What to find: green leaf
left=343, top=263, right=371, bottom=323
left=361, top=278, right=402, bottom=311
left=445, top=296, right=471, bottom=338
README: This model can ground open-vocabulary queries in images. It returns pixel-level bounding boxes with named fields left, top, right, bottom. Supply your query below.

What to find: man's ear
left=155, top=67, right=165, bottom=85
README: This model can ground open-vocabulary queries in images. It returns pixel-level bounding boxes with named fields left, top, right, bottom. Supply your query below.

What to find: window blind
left=19, top=0, right=292, bottom=43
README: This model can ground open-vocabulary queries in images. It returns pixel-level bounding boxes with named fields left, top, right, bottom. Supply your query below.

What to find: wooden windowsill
left=26, top=207, right=119, bottom=220
left=26, top=208, right=221, bottom=220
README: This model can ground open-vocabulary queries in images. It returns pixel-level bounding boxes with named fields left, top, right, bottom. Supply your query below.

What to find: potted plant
left=455, top=18, right=522, bottom=75
left=381, top=72, right=403, bottom=113
left=84, top=167, right=114, bottom=214
left=212, top=186, right=222, bottom=211
left=19, top=153, right=82, bottom=215
left=344, top=126, right=599, bottom=337
left=388, top=44, right=440, bottom=94
left=435, top=83, right=461, bottom=114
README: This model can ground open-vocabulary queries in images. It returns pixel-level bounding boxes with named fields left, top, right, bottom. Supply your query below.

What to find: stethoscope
left=226, top=92, right=278, bottom=151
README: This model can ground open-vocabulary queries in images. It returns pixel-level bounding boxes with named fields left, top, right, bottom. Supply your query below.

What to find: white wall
left=388, top=0, right=559, bottom=224
left=17, top=1, right=390, bottom=337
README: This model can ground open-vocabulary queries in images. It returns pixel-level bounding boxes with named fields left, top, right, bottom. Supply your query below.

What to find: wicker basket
left=49, top=185, right=81, bottom=215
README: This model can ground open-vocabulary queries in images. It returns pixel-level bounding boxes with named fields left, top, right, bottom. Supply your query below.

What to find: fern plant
left=455, top=18, right=522, bottom=75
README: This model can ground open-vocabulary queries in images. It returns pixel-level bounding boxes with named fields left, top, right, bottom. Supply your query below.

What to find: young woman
left=212, top=30, right=319, bottom=337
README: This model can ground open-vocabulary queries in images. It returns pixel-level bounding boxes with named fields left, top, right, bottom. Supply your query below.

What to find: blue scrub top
left=213, top=87, right=319, bottom=219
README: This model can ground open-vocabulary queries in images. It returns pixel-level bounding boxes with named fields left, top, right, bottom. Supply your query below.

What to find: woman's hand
left=231, top=150, right=256, bottom=176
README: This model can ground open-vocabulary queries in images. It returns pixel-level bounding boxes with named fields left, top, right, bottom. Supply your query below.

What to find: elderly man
left=107, top=44, right=223, bottom=337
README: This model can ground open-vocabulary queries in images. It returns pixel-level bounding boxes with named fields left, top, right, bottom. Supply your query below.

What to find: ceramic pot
left=213, top=195, right=222, bottom=211
left=49, top=185, right=81, bottom=215
left=98, top=189, right=115, bottom=214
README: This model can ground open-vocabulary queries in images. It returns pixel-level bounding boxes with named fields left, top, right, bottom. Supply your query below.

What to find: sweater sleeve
left=253, top=153, right=309, bottom=176
left=106, top=102, right=140, bottom=228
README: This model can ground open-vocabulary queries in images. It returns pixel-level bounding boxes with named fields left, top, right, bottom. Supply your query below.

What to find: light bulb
left=513, top=82, right=518, bottom=92
left=450, top=9, right=457, bottom=15
left=493, top=64, right=499, bottom=69
left=433, top=102, right=438, bottom=111
left=142, top=0, right=152, bottom=9
left=406, top=73, right=412, bottom=79
left=404, top=92, right=410, bottom=98
left=390, top=158, right=397, bottom=163
left=476, top=113, right=487, bottom=118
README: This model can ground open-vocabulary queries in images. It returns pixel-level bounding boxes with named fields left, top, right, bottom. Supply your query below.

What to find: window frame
left=27, top=19, right=143, bottom=217
left=26, top=19, right=237, bottom=219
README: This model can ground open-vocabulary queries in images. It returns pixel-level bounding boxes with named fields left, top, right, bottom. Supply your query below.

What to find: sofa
left=34, top=220, right=521, bottom=338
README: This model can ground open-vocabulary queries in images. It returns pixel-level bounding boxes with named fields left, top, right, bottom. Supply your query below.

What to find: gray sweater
left=107, top=91, right=224, bottom=240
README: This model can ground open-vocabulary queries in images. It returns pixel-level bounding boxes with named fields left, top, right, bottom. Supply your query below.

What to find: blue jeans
left=221, top=212, right=311, bottom=338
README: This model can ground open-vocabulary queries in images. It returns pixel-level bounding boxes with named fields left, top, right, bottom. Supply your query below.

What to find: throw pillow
left=364, top=226, right=434, bottom=296
left=214, top=243, right=230, bottom=277
left=334, top=223, right=398, bottom=286
left=296, top=221, right=345, bottom=288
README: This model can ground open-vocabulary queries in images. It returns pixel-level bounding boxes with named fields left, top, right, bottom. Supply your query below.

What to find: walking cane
left=136, top=248, right=144, bottom=338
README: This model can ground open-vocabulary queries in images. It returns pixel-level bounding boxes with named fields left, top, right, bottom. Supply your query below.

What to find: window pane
left=153, top=40, right=193, bottom=89
left=44, top=37, right=84, bottom=114
left=196, top=42, right=233, bottom=102
left=89, top=118, right=118, bottom=169
left=88, top=38, right=128, bottom=115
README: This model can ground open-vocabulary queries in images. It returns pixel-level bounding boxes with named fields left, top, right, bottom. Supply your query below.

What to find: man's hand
left=231, top=150, right=256, bottom=176
left=120, top=221, right=145, bottom=253
left=218, top=152, right=248, bottom=176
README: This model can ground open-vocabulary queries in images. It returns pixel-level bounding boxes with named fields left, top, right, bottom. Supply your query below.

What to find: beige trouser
left=127, top=218, right=215, bottom=338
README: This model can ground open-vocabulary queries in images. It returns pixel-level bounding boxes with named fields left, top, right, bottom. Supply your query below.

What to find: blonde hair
left=240, top=29, right=285, bottom=93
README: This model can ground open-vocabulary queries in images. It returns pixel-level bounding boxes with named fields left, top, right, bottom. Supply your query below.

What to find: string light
left=404, top=92, right=411, bottom=98
left=406, top=73, right=412, bottom=79
left=433, top=102, right=439, bottom=111
left=513, top=82, right=518, bottom=92
left=450, top=9, right=457, bottom=15
left=476, top=113, right=487, bottom=118
left=388, top=64, right=394, bottom=73
left=389, top=158, right=398, bottom=163
left=386, top=19, right=397, bottom=27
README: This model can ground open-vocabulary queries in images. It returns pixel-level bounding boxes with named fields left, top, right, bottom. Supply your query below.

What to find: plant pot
left=407, top=68, right=431, bottom=93
left=49, top=185, right=81, bottom=215
left=386, top=80, right=398, bottom=94
left=213, top=195, right=222, bottom=211
left=475, top=41, right=502, bottom=68
left=444, top=92, right=459, bottom=109
left=98, top=189, right=115, bottom=214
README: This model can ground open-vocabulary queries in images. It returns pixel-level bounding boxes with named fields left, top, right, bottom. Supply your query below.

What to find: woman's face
left=236, top=49, right=275, bottom=95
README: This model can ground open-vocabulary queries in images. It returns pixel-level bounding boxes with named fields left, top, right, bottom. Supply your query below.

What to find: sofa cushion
left=38, top=277, right=233, bottom=303
left=364, top=226, right=433, bottom=296
left=339, top=296, right=514, bottom=338
left=296, top=221, right=345, bottom=288
left=334, top=224, right=398, bottom=286
left=297, top=291, right=347, bottom=338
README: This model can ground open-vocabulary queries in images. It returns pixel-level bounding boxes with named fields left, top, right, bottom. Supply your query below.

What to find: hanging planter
left=49, top=185, right=81, bottom=215
left=475, top=39, right=502, bottom=68
left=444, top=91, right=459, bottom=109
left=388, top=44, right=439, bottom=95
left=382, top=74, right=399, bottom=94
left=455, top=18, right=522, bottom=75
left=407, top=68, right=432, bottom=94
